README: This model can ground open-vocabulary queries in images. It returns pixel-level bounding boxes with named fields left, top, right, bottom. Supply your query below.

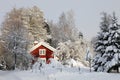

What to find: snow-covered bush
left=31, top=58, right=63, bottom=73
left=56, top=39, right=88, bottom=67
left=48, top=58, right=63, bottom=68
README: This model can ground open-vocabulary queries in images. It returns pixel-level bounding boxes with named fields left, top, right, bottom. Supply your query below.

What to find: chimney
left=34, top=41, right=38, bottom=46
left=40, top=39, right=44, bottom=42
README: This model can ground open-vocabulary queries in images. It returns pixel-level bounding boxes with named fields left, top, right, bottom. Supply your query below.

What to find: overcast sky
left=0, top=0, right=120, bottom=40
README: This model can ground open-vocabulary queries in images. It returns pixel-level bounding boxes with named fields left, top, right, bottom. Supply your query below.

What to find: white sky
left=0, top=0, right=120, bottom=40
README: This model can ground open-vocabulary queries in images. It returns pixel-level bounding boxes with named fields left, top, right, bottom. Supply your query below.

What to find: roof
left=29, top=42, right=56, bottom=53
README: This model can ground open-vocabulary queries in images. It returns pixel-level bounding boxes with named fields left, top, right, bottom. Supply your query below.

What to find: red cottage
left=29, top=41, right=56, bottom=64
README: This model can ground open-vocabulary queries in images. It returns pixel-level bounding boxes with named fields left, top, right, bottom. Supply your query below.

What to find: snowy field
left=0, top=66, right=120, bottom=80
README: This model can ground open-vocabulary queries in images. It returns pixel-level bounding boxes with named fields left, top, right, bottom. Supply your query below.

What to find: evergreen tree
left=93, top=13, right=120, bottom=72
left=92, top=13, right=111, bottom=71
left=103, top=13, right=120, bottom=72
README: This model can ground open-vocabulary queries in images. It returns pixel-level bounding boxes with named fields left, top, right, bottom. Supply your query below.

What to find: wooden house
left=29, top=41, right=56, bottom=64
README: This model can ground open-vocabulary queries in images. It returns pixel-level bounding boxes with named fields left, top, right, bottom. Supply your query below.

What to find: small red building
left=29, top=41, right=56, bottom=64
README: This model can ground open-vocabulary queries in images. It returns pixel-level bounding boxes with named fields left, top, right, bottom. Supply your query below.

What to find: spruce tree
left=103, top=13, right=120, bottom=72
left=92, top=13, right=110, bottom=71
left=93, top=13, right=120, bottom=72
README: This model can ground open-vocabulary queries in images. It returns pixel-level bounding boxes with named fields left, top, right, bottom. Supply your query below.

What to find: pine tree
left=92, top=13, right=110, bottom=71
left=93, top=13, right=120, bottom=72
left=103, top=13, right=120, bottom=72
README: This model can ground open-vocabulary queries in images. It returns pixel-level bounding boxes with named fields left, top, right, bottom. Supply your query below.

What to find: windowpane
left=39, top=49, right=46, bottom=55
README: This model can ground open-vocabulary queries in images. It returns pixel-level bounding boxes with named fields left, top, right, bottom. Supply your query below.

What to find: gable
left=30, top=45, right=53, bottom=56
left=29, top=42, right=56, bottom=53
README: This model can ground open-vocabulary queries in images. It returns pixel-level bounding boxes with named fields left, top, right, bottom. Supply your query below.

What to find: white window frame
left=38, top=58, right=46, bottom=63
left=39, top=49, right=46, bottom=55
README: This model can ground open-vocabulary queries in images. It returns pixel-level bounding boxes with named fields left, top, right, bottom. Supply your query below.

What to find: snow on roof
left=29, top=41, right=56, bottom=53
left=34, top=41, right=38, bottom=44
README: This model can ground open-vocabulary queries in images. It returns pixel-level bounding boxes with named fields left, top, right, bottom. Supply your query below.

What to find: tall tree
left=58, top=10, right=78, bottom=42
left=103, top=13, right=120, bottom=72
left=21, top=6, right=51, bottom=47
left=48, top=10, right=79, bottom=47
left=92, top=13, right=110, bottom=71
left=1, top=8, right=30, bottom=70
left=93, top=13, right=120, bottom=72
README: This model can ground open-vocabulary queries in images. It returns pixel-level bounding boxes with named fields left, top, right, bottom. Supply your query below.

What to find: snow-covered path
left=0, top=67, right=120, bottom=80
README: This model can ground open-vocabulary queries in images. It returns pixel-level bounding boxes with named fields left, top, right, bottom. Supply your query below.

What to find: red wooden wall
left=31, top=45, right=54, bottom=64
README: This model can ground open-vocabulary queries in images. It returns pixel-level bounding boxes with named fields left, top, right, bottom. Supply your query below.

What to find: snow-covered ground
left=0, top=66, right=120, bottom=80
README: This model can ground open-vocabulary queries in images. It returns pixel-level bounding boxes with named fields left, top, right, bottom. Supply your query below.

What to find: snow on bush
left=64, top=59, right=86, bottom=68
left=32, top=59, right=63, bottom=72
left=48, top=58, right=63, bottom=68
left=56, top=39, right=88, bottom=66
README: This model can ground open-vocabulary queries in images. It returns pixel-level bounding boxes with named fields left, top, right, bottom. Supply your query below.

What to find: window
left=39, top=49, right=46, bottom=55
left=41, top=59, right=46, bottom=63
left=38, top=58, right=46, bottom=63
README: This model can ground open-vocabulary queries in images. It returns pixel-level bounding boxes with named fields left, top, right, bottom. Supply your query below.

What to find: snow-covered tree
left=21, top=6, right=51, bottom=47
left=92, top=13, right=111, bottom=71
left=56, top=38, right=88, bottom=66
left=0, top=6, right=51, bottom=70
left=85, top=47, right=92, bottom=61
left=103, top=13, right=120, bottom=72
left=93, top=13, right=120, bottom=72
left=85, top=47, right=92, bottom=72
left=47, top=21, right=58, bottom=47
left=48, top=10, right=79, bottom=47
left=1, top=8, right=31, bottom=70
left=56, top=41, right=71, bottom=63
